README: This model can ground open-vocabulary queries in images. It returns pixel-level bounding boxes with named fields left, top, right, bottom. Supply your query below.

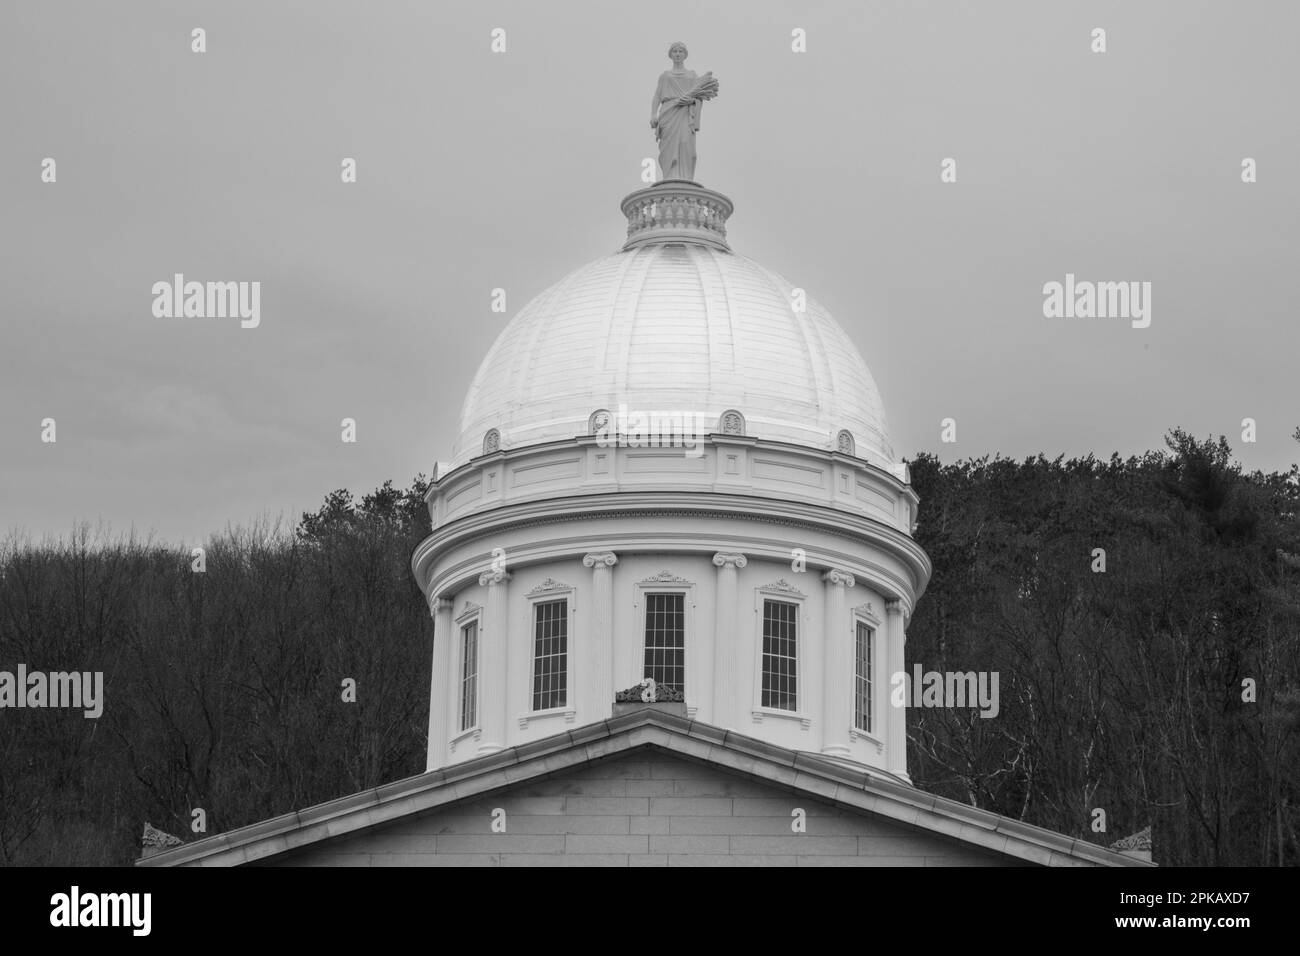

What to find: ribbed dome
left=451, top=240, right=894, bottom=471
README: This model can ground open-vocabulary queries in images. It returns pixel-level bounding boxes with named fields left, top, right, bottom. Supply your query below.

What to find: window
left=643, top=592, right=685, bottom=694
left=532, top=599, right=568, bottom=710
left=854, top=621, right=874, bottom=733
left=761, top=599, right=798, bottom=711
left=459, top=620, right=478, bottom=732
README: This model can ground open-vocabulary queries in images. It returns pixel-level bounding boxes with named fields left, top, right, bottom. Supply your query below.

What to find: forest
left=0, top=430, right=1296, bottom=866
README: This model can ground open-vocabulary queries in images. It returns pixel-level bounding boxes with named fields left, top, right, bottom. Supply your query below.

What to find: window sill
left=751, top=708, right=812, bottom=731
left=518, top=708, right=576, bottom=730
left=448, top=726, right=481, bottom=753
left=850, top=728, right=884, bottom=752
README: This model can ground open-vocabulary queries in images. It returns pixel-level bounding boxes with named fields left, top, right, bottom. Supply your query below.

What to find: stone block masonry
left=276, top=750, right=1017, bottom=867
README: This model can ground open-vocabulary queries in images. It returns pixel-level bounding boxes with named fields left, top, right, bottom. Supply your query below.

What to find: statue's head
left=668, top=42, right=688, bottom=64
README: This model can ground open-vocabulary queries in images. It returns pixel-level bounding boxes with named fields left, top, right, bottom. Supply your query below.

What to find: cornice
left=412, top=490, right=930, bottom=599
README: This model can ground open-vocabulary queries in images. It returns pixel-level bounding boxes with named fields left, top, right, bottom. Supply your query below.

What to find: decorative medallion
left=614, top=677, right=685, bottom=703
left=836, top=429, right=855, bottom=455
left=482, top=428, right=501, bottom=455
left=719, top=409, right=746, bottom=436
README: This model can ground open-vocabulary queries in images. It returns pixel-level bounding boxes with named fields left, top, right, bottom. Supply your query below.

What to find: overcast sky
left=2, top=0, right=1296, bottom=545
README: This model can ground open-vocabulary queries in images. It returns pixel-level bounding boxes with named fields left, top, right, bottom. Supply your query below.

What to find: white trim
left=852, top=601, right=881, bottom=626
left=523, top=582, right=577, bottom=717
left=526, top=577, right=574, bottom=597
left=448, top=726, right=481, bottom=754
left=751, top=708, right=812, bottom=730
left=757, top=578, right=807, bottom=599
left=640, top=570, right=692, bottom=584
left=849, top=727, right=885, bottom=752
left=415, top=488, right=929, bottom=610
left=519, top=707, right=577, bottom=730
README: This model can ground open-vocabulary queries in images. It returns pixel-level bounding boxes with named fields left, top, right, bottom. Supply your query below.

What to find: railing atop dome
left=621, top=180, right=734, bottom=253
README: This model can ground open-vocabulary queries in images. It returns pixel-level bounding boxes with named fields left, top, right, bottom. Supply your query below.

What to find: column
left=821, top=569, right=855, bottom=757
left=885, top=598, right=908, bottom=780
left=477, top=569, right=511, bottom=754
left=711, top=552, right=747, bottom=728
left=427, top=597, right=453, bottom=771
left=582, top=551, right=618, bottom=718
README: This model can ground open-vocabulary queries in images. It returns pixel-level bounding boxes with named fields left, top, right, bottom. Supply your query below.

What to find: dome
left=417, top=182, right=928, bottom=781
left=451, top=235, right=894, bottom=471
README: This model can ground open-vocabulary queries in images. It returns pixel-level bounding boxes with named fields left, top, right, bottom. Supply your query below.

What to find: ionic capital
left=822, top=569, right=856, bottom=588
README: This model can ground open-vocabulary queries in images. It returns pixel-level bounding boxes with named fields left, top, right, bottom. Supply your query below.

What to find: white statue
left=649, top=42, right=719, bottom=182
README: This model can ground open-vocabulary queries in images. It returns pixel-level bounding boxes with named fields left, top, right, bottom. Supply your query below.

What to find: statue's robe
left=656, top=69, right=702, bottom=181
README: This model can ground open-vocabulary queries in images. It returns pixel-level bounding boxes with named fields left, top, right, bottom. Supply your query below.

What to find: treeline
left=906, top=431, right=1300, bottom=866
left=1, top=435, right=1297, bottom=866
left=0, top=480, right=433, bottom=866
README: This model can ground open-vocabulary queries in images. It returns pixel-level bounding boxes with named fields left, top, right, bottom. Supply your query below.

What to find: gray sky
left=2, top=0, right=1296, bottom=545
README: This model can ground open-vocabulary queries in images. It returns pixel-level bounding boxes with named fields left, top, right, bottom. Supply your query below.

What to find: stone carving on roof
left=615, top=677, right=685, bottom=703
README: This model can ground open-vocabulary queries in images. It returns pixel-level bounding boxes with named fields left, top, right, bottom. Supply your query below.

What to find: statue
left=649, top=42, right=719, bottom=183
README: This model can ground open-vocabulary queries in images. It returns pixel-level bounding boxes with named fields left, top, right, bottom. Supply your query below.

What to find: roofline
left=138, top=709, right=1152, bottom=868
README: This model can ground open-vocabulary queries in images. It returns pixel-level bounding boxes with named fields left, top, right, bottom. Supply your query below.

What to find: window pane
left=532, top=599, right=568, bottom=710
left=644, top=593, right=685, bottom=694
left=460, top=621, right=478, bottom=731
left=761, top=600, right=798, bottom=711
left=854, top=621, right=873, bottom=733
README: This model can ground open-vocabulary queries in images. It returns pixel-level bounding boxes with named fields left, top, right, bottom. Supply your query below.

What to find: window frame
left=850, top=603, right=884, bottom=747
left=520, top=580, right=577, bottom=728
left=455, top=613, right=481, bottom=737
left=751, top=582, right=810, bottom=728
left=633, top=574, right=697, bottom=715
